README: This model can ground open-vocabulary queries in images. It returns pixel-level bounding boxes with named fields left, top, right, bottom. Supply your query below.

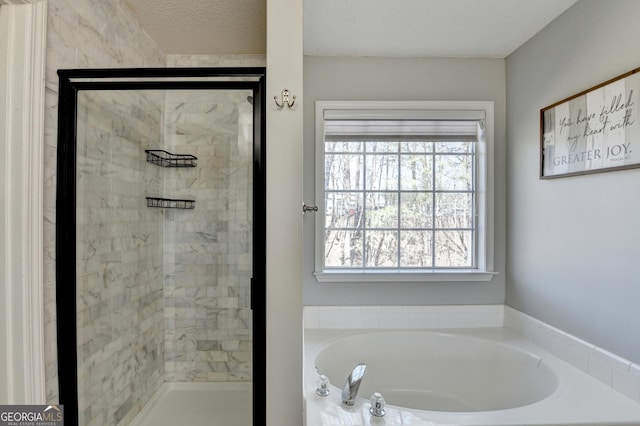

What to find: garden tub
left=304, top=328, right=640, bottom=425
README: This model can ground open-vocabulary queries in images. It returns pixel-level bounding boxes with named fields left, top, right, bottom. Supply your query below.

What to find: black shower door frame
left=55, top=68, right=266, bottom=426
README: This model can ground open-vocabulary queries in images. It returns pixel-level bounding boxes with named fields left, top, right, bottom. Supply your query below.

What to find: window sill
left=314, top=270, right=499, bottom=283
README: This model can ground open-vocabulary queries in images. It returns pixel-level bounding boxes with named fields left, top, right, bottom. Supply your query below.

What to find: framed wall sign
left=540, top=67, right=640, bottom=179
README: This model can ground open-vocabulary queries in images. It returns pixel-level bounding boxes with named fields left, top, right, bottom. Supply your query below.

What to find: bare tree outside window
left=324, top=138, right=475, bottom=269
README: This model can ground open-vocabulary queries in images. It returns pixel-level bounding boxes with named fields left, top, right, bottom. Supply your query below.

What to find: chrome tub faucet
left=342, top=363, right=367, bottom=406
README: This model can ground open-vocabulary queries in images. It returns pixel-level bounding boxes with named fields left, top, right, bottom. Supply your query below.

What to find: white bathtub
left=304, top=328, right=640, bottom=425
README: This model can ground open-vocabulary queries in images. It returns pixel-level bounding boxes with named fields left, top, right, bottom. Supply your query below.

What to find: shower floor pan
left=130, top=382, right=252, bottom=426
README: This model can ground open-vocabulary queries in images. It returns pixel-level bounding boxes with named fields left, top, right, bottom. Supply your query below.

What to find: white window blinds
left=323, top=109, right=485, bottom=142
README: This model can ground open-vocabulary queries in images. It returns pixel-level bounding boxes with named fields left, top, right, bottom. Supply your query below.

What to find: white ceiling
left=304, top=0, right=579, bottom=58
left=122, top=0, right=578, bottom=58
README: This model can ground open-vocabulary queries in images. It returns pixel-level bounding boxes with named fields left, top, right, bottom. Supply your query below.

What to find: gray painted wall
left=303, top=56, right=506, bottom=305
left=506, top=0, right=640, bottom=365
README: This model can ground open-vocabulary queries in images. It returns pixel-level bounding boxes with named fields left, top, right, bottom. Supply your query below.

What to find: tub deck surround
left=303, top=305, right=504, bottom=330
left=303, top=306, right=640, bottom=426
left=504, top=306, right=640, bottom=404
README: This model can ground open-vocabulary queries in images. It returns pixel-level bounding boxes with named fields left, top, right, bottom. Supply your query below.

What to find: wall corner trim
left=0, top=0, right=47, bottom=404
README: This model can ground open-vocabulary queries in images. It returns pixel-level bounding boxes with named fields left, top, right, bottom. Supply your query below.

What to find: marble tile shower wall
left=166, top=54, right=266, bottom=68
left=43, top=0, right=165, bottom=410
left=162, top=90, right=253, bottom=382
left=44, top=2, right=264, bottom=419
left=76, top=91, right=165, bottom=425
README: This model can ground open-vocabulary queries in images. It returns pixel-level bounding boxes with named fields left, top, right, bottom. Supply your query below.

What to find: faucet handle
left=369, top=392, right=386, bottom=417
left=316, top=374, right=330, bottom=397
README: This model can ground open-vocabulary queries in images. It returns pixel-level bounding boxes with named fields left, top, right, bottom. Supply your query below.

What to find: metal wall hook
left=274, top=89, right=296, bottom=109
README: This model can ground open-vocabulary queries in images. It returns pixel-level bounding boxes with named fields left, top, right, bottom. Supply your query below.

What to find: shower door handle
left=250, top=277, right=255, bottom=310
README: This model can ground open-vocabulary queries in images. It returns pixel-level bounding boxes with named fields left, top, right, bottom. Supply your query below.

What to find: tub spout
left=342, top=363, right=367, bottom=406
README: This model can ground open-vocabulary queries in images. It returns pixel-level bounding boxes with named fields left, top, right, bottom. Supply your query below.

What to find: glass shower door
left=60, top=73, right=263, bottom=426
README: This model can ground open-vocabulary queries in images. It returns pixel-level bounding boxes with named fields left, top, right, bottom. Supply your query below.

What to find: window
left=314, top=102, right=495, bottom=282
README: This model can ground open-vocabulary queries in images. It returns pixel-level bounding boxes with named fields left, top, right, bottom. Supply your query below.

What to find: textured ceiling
left=122, top=0, right=266, bottom=54
left=121, top=0, right=577, bottom=58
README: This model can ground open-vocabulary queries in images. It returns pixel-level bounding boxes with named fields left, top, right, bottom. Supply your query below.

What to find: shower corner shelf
left=145, top=149, right=197, bottom=168
left=146, top=197, right=195, bottom=210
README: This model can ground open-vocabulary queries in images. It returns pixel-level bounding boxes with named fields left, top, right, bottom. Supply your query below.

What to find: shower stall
left=55, top=69, right=266, bottom=426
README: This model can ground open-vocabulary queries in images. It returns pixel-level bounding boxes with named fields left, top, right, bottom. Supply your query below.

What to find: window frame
left=313, top=101, right=497, bottom=283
